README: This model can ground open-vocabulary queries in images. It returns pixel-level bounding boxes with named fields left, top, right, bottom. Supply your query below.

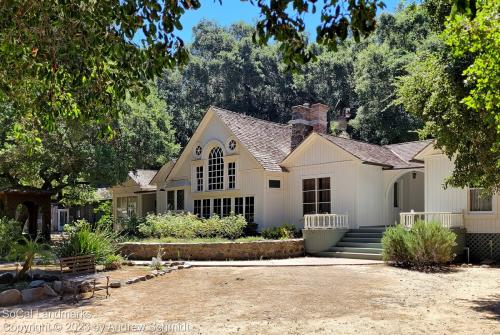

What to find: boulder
left=145, top=274, right=154, bottom=280
left=28, top=280, right=46, bottom=288
left=33, top=273, right=59, bottom=282
left=151, top=270, right=159, bottom=276
left=43, top=285, right=58, bottom=297
left=125, top=279, right=134, bottom=285
left=21, top=287, right=46, bottom=303
left=0, top=272, right=14, bottom=284
left=138, top=276, right=147, bottom=281
left=109, top=281, right=121, bottom=288
left=0, top=289, right=22, bottom=306
left=170, top=261, right=184, bottom=267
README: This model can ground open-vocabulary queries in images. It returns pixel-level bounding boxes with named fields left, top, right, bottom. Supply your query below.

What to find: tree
left=0, top=0, right=384, bottom=133
left=397, top=0, right=500, bottom=191
left=0, top=86, right=179, bottom=200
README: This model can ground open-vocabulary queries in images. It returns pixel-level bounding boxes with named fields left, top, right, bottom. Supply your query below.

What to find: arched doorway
left=386, top=170, right=424, bottom=225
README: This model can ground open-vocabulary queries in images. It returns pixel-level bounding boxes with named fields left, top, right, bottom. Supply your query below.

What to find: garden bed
left=119, top=238, right=305, bottom=261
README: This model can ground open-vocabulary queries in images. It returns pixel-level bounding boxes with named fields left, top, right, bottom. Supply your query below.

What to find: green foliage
left=0, top=84, right=178, bottom=194
left=382, top=225, right=412, bottom=265
left=397, top=0, right=500, bottom=191
left=9, top=237, right=53, bottom=281
left=261, top=223, right=297, bottom=240
left=94, top=200, right=113, bottom=230
left=0, top=216, right=22, bottom=258
left=54, top=220, right=119, bottom=264
left=103, top=254, right=123, bottom=271
left=382, top=221, right=457, bottom=268
left=137, top=213, right=247, bottom=240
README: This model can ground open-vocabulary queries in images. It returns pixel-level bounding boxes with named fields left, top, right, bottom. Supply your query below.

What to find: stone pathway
left=127, top=257, right=383, bottom=267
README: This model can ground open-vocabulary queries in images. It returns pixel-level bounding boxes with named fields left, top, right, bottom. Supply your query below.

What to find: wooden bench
left=59, top=255, right=110, bottom=302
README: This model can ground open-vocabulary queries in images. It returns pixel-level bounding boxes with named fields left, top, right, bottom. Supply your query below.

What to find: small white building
left=113, top=103, right=500, bottom=261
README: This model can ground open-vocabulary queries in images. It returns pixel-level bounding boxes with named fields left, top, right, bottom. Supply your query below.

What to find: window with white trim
left=213, top=198, right=222, bottom=217
left=196, top=166, right=203, bottom=192
left=303, top=177, right=331, bottom=215
left=176, top=190, right=184, bottom=210
left=235, top=197, right=244, bottom=215
left=245, top=196, right=255, bottom=223
left=202, top=199, right=211, bottom=219
left=228, top=162, right=236, bottom=189
left=167, top=191, right=175, bottom=211
left=223, top=198, right=231, bottom=217
left=470, top=189, right=493, bottom=212
left=194, top=200, right=201, bottom=217
left=208, top=147, right=224, bottom=190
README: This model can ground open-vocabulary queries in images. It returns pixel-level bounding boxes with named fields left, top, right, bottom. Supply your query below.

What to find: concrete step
left=329, top=247, right=383, bottom=255
left=336, top=242, right=383, bottom=248
left=341, top=237, right=382, bottom=243
left=315, top=251, right=383, bottom=261
left=344, top=232, right=384, bottom=238
left=355, top=227, right=388, bottom=233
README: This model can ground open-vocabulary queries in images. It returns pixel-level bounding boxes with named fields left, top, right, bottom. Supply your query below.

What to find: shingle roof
left=319, top=133, right=431, bottom=169
left=212, top=106, right=430, bottom=171
left=128, top=170, right=158, bottom=189
left=214, top=107, right=292, bottom=172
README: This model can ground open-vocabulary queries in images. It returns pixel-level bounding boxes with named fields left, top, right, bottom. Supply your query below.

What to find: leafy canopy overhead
left=0, top=0, right=384, bottom=130
left=397, top=0, right=500, bottom=191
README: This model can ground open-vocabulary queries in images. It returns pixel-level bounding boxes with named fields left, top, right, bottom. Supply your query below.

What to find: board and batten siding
left=356, top=164, right=384, bottom=227
left=425, top=154, right=500, bottom=233
left=282, top=136, right=360, bottom=228
left=161, top=113, right=268, bottom=228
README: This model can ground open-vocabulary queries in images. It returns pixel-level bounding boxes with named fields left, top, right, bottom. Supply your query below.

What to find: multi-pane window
left=470, top=189, right=493, bottom=212
left=213, top=198, right=222, bottom=217
left=167, top=191, right=175, bottom=211
left=228, top=162, right=236, bottom=189
left=208, top=147, right=224, bottom=190
left=176, top=190, right=184, bottom=210
left=116, top=196, right=138, bottom=219
left=194, top=200, right=202, bottom=217
left=245, top=196, right=255, bottom=223
left=202, top=199, right=211, bottom=219
left=235, top=197, right=244, bottom=215
left=303, top=177, right=331, bottom=215
left=196, top=166, right=204, bottom=192
left=223, top=198, right=231, bottom=217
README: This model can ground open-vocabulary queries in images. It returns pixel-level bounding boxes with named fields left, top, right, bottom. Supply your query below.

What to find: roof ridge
left=212, top=106, right=291, bottom=128
left=383, top=139, right=434, bottom=147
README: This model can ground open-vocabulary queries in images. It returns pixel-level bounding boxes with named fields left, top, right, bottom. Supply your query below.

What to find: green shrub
left=382, top=221, right=457, bottom=268
left=261, top=223, right=297, bottom=240
left=137, top=212, right=247, bottom=240
left=103, top=254, right=123, bottom=270
left=382, top=225, right=412, bottom=265
left=406, top=221, right=457, bottom=266
left=0, top=217, right=23, bottom=258
left=54, top=220, right=119, bottom=264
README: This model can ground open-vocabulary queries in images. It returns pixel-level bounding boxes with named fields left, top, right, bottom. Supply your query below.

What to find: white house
left=113, top=103, right=499, bottom=261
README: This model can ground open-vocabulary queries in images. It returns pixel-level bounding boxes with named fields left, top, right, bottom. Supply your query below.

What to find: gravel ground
left=0, top=264, right=499, bottom=335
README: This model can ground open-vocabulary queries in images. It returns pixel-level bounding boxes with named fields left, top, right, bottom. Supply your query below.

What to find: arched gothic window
left=208, top=147, right=224, bottom=190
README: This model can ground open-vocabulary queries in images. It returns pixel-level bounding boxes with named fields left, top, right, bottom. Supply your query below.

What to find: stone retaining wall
left=119, top=239, right=305, bottom=261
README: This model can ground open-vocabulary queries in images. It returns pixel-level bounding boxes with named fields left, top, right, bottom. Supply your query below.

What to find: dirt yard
left=1, top=264, right=499, bottom=334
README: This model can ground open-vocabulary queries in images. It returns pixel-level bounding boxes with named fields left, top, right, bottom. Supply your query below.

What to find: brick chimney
left=290, top=103, right=329, bottom=150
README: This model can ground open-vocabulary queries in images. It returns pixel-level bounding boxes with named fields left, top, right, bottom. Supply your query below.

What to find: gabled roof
left=318, top=133, right=432, bottom=169
left=213, top=107, right=292, bottom=172
left=150, top=160, right=176, bottom=186
left=128, top=170, right=157, bottom=189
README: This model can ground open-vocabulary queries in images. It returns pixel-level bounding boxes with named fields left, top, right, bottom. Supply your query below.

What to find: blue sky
left=173, top=0, right=404, bottom=43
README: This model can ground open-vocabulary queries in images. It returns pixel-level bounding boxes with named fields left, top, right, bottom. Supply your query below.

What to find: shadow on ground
left=469, top=294, right=500, bottom=320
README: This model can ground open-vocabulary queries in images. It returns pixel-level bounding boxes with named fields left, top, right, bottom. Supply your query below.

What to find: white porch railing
left=304, top=214, right=350, bottom=230
left=399, top=211, right=464, bottom=229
